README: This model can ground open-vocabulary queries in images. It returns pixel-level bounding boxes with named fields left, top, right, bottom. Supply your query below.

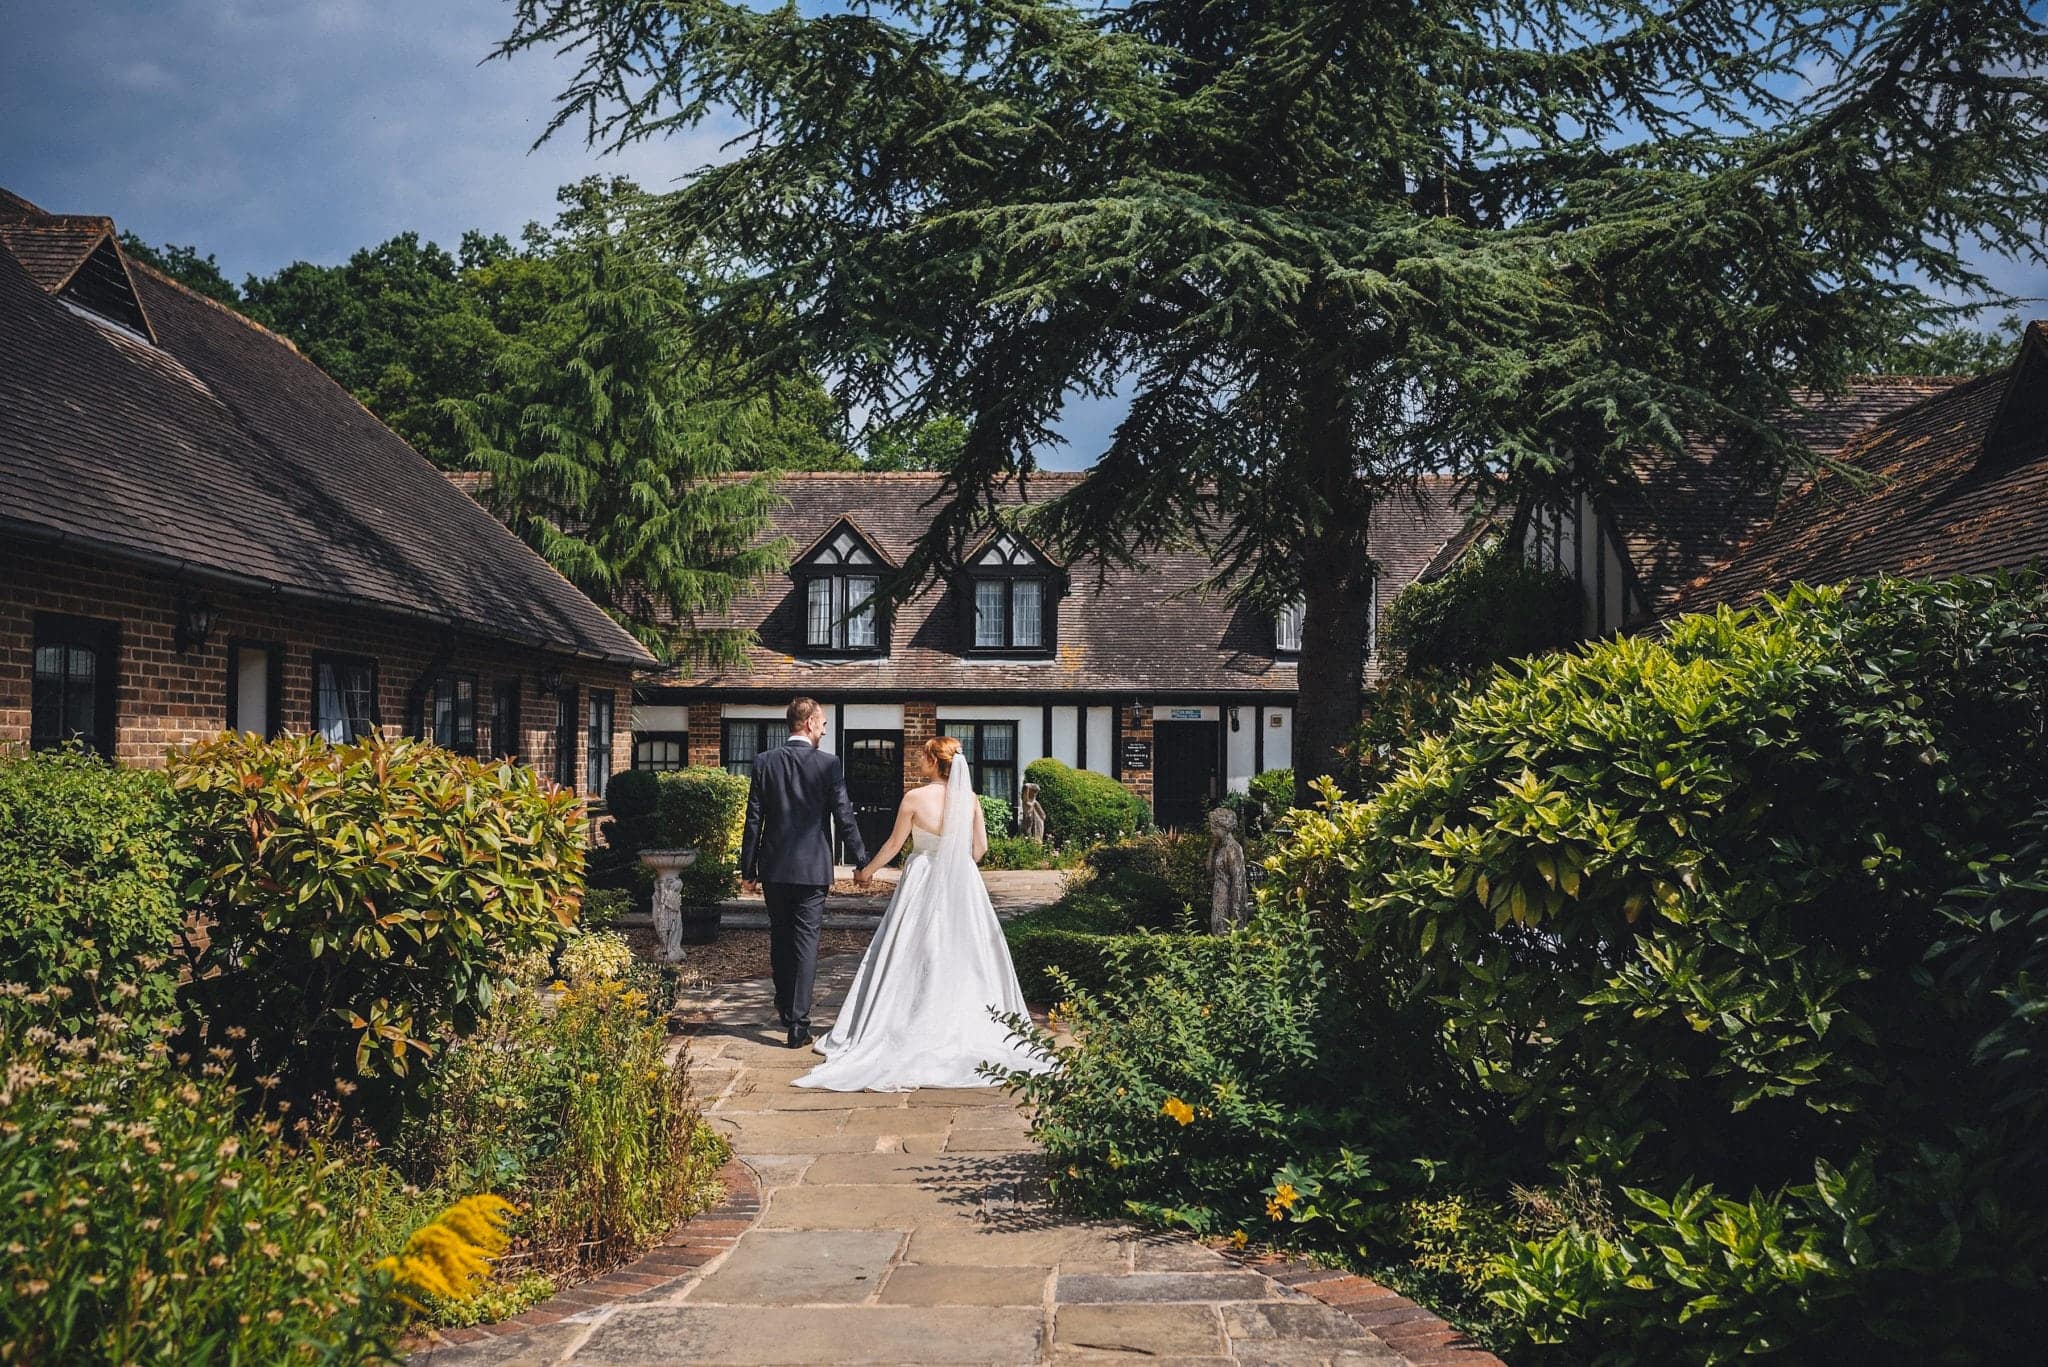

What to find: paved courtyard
left=412, top=952, right=1409, bottom=1366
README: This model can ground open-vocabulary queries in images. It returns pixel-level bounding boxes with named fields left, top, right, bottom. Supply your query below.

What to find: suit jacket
left=740, top=738, right=870, bottom=886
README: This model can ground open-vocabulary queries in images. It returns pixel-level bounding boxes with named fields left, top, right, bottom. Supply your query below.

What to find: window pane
left=343, top=664, right=375, bottom=740
left=1012, top=580, right=1042, bottom=646
left=726, top=722, right=759, bottom=775
left=587, top=692, right=614, bottom=796
left=845, top=576, right=878, bottom=649
left=764, top=722, right=790, bottom=749
left=806, top=578, right=834, bottom=647
left=455, top=677, right=476, bottom=752
left=979, top=763, right=1014, bottom=803
left=980, top=722, right=1016, bottom=762
left=1275, top=601, right=1305, bottom=653
left=316, top=662, right=347, bottom=742
left=974, top=580, right=1006, bottom=647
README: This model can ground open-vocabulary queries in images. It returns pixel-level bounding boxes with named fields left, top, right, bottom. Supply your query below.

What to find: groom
left=739, top=697, right=872, bottom=1048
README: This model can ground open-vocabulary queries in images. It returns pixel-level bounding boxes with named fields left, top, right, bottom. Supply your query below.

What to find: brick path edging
left=1224, top=1248, right=1508, bottom=1366
left=416, top=1154, right=761, bottom=1351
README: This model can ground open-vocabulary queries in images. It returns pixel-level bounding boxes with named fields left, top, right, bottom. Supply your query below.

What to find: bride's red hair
left=924, top=735, right=961, bottom=771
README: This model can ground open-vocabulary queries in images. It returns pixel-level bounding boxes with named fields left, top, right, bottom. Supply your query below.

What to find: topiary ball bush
left=0, top=748, right=192, bottom=1029
left=175, top=733, right=586, bottom=1116
left=1024, top=758, right=1150, bottom=847
left=655, top=766, right=750, bottom=904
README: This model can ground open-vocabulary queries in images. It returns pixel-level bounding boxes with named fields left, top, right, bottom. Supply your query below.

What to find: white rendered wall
left=1264, top=707, right=1294, bottom=772
left=1083, top=706, right=1114, bottom=776
left=1225, top=706, right=1259, bottom=792
left=1049, top=706, right=1080, bottom=767
left=842, top=703, right=905, bottom=730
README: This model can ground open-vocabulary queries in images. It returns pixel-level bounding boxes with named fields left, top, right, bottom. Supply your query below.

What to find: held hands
left=852, top=865, right=875, bottom=887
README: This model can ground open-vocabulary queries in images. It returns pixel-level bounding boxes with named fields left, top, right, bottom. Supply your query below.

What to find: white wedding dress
left=795, top=754, right=1050, bottom=1092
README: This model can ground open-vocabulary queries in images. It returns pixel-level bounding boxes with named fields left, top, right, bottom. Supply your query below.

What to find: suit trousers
left=763, top=880, right=828, bottom=1030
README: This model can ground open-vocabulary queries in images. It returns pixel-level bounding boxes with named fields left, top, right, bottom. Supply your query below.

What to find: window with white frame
left=1274, top=600, right=1305, bottom=654
left=314, top=653, right=377, bottom=743
left=967, top=532, right=1053, bottom=652
left=798, top=524, right=885, bottom=653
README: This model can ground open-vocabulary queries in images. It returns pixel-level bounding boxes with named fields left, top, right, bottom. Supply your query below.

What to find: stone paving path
left=413, top=955, right=1438, bottom=1366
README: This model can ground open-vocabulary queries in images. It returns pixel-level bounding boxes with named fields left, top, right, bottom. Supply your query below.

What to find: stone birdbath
left=638, top=847, right=702, bottom=963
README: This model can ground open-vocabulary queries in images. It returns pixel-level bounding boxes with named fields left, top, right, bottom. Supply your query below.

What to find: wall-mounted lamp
left=173, top=597, right=216, bottom=654
left=1228, top=706, right=1242, bottom=733
left=538, top=666, right=564, bottom=694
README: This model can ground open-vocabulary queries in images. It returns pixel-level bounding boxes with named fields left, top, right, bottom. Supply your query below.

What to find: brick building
left=0, top=187, right=654, bottom=789
left=634, top=473, right=1468, bottom=841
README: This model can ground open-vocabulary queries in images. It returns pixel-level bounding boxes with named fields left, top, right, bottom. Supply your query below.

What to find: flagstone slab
left=1052, top=1302, right=1226, bottom=1357
left=836, top=1106, right=958, bottom=1135
left=762, top=1182, right=991, bottom=1230
left=802, top=1151, right=1043, bottom=1187
left=905, top=1223, right=1137, bottom=1268
left=878, top=1262, right=1052, bottom=1306
left=686, top=1229, right=904, bottom=1305
left=945, top=1128, right=1037, bottom=1153
left=1224, top=1302, right=1386, bottom=1341
left=1056, top=1272, right=1280, bottom=1304
left=572, top=1305, right=1045, bottom=1365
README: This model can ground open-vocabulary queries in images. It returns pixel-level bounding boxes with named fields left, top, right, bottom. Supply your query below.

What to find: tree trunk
left=1293, top=529, right=1374, bottom=807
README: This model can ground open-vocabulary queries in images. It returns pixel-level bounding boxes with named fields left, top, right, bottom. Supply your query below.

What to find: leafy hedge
left=175, top=733, right=585, bottom=1112
left=655, top=766, right=750, bottom=903
left=1017, top=574, right=2048, bottom=1364
left=1004, top=836, right=1211, bottom=998
left=1024, top=758, right=1150, bottom=846
left=0, top=750, right=192, bottom=1028
left=1382, top=544, right=1581, bottom=676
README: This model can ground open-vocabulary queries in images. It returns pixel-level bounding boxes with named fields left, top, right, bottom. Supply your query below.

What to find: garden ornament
left=1020, top=782, right=1048, bottom=845
left=1207, top=806, right=1248, bottom=934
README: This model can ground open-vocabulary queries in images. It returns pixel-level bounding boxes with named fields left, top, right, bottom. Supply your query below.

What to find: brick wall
left=1, top=546, right=634, bottom=796
left=687, top=702, right=724, bottom=770
left=901, top=701, right=937, bottom=791
left=1121, top=703, right=1154, bottom=803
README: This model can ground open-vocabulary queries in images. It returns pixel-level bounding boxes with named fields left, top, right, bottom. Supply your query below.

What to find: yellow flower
left=1160, top=1097, right=1195, bottom=1127
left=1230, top=1230, right=1249, bottom=1250
left=1264, top=1181, right=1300, bottom=1221
left=373, top=1194, right=516, bottom=1312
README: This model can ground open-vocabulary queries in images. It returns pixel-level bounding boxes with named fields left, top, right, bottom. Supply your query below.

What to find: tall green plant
left=655, top=766, right=751, bottom=903
left=174, top=733, right=585, bottom=1109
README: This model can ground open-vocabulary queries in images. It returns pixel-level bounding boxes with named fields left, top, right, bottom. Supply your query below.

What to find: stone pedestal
left=639, top=847, right=702, bottom=962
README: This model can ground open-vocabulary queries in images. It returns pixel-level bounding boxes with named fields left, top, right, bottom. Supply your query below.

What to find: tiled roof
left=1608, top=377, right=1963, bottom=622
left=0, top=190, right=655, bottom=667
left=653, top=472, right=1470, bottom=696
left=1673, top=325, right=2048, bottom=612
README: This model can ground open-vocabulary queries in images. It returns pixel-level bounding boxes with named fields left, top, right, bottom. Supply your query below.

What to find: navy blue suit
left=740, top=737, right=870, bottom=1032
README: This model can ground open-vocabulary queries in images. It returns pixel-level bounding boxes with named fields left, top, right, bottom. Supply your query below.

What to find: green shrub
left=1220, top=766, right=1296, bottom=839
left=580, top=886, right=633, bottom=928
left=0, top=749, right=191, bottom=1028
left=655, top=766, right=750, bottom=904
left=1024, top=758, right=1150, bottom=846
left=398, top=975, right=727, bottom=1276
left=1343, top=674, right=1469, bottom=798
left=0, top=992, right=398, bottom=1364
left=1269, top=573, right=2048, bottom=1362
left=174, top=733, right=586, bottom=1109
left=1383, top=545, right=1581, bottom=677
left=979, top=793, right=1014, bottom=835
left=1076, top=832, right=1208, bottom=927
left=592, top=769, right=662, bottom=892
left=1002, top=911, right=1419, bottom=1237
left=1284, top=576, right=2048, bottom=1187
left=983, top=833, right=1056, bottom=870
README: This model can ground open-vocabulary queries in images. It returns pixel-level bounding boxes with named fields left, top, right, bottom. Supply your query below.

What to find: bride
left=795, top=735, right=1050, bottom=1092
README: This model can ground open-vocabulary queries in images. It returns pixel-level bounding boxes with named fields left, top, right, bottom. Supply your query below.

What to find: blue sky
left=3, top=1, right=2040, bottom=470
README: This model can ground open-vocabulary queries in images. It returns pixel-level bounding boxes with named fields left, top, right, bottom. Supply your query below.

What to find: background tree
left=862, top=414, right=969, bottom=472
left=1857, top=313, right=2022, bottom=377
left=444, top=186, right=805, bottom=662
left=499, top=0, right=2047, bottom=799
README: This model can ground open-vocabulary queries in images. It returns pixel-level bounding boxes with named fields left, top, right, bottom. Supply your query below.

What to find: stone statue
left=1019, top=782, right=1048, bottom=845
left=639, top=848, right=700, bottom=963
left=1207, top=806, right=1249, bottom=934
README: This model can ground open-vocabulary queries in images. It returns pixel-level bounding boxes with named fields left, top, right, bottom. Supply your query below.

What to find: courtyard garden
left=1000, top=571, right=2048, bottom=1364
left=0, top=736, right=728, bottom=1363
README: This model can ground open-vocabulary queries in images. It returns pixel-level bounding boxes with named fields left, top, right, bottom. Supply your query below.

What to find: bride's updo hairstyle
left=924, top=735, right=961, bottom=775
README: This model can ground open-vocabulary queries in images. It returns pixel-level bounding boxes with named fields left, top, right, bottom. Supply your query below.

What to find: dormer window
left=1274, top=601, right=1305, bottom=654
left=966, top=531, right=1060, bottom=654
left=794, top=518, right=893, bottom=655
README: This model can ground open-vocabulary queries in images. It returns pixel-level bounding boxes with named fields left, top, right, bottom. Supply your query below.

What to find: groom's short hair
left=787, top=696, right=823, bottom=729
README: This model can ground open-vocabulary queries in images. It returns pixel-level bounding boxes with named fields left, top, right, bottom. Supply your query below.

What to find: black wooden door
left=1151, top=720, right=1222, bottom=831
left=840, top=730, right=904, bottom=860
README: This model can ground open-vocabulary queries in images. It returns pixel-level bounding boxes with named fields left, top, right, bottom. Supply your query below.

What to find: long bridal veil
left=794, top=753, right=1050, bottom=1092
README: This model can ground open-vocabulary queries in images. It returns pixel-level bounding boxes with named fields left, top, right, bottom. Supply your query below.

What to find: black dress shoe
left=786, top=1024, right=813, bottom=1049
